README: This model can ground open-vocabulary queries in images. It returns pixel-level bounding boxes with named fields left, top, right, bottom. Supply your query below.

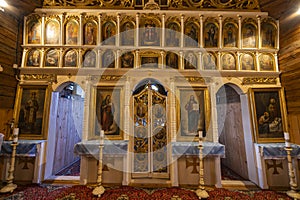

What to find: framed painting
left=84, top=21, right=97, bottom=45
left=26, top=49, right=41, bottom=67
left=65, top=20, right=79, bottom=45
left=177, top=87, right=210, bottom=141
left=93, top=86, right=123, bottom=140
left=241, top=53, right=255, bottom=70
left=14, top=85, right=50, bottom=139
left=83, top=50, right=96, bottom=68
left=141, top=56, right=159, bottom=68
left=184, top=52, right=197, bottom=69
left=249, top=88, right=286, bottom=143
left=259, top=53, right=274, bottom=71
left=242, top=23, right=257, bottom=48
left=27, top=19, right=41, bottom=44
left=121, top=21, right=135, bottom=46
left=204, top=22, right=218, bottom=47
left=45, top=49, right=59, bottom=67
left=121, top=51, right=134, bottom=68
left=45, top=19, right=60, bottom=44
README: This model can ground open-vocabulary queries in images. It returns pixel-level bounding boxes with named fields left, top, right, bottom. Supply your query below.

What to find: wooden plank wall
left=0, top=11, right=22, bottom=138
left=279, top=13, right=300, bottom=144
left=53, top=95, right=84, bottom=175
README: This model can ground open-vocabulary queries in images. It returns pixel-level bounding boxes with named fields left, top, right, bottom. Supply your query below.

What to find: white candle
left=100, top=130, right=104, bottom=145
left=284, top=132, right=290, bottom=141
left=13, top=128, right=19, bottom=143
left=198, top=130, right=203, bottom=146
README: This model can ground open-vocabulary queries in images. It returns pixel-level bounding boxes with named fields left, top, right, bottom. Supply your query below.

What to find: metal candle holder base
left=0, top=183, right=17, bottom=193
left=0, top=143, right=18, bottom=194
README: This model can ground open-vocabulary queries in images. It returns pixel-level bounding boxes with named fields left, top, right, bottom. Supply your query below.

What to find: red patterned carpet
left=0, top=184, right=292, bottom=200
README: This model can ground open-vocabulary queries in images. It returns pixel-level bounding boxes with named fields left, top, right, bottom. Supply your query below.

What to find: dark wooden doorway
left=217, top=84, right=248, bottom=180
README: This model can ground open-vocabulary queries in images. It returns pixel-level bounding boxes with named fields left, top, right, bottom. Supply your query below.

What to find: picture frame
left=92, top=86, right=123, bottom=140
left=176, top=87, right=210, bottom=141
left=249, top=88, right=286, bottom=143
left=140, top=56, right=159, bottom=68
left=45, top=19, right=60, bottom=44
left=14, top=85, right=50, bottom=139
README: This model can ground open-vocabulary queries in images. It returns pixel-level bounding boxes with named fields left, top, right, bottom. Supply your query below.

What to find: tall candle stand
left=92, top=130, right=105, bottom=197
left=284, top=132, right=300, bottom=199
left=0, top=128, right=19, bottom=193
left=195, top=131, right=209, bottom=199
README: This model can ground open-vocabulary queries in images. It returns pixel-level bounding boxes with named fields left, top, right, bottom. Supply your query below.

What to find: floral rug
left=0, top=184, right=292, bottom=200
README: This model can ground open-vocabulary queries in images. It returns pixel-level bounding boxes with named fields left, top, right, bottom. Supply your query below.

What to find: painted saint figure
left=185, top=95, right=200, bottom=133
left=101, top=95, right=115, bottom=132
left=25, top=92, right=39, bottom=132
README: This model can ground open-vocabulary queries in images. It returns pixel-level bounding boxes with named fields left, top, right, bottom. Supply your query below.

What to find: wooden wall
left=53, top=95, right=84, bottom=174
left=0, top=11, right=22, bottom=138
left=279, top=23, right=300, bottom=144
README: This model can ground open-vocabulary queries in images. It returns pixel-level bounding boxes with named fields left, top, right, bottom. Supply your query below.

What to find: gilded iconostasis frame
left=90, top=85, right=123, bottom=140
left=249, top=88, right=287, bottom=143
left=176, top=86, right=210, bottom=142
left=14, top=84, right=51, bottom=139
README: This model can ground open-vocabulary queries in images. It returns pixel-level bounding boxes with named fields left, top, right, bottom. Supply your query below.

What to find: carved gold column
left=257, top=15, right=261, bottom=49
left=218, top=15, right=223, bottom=49
left=179, top=51, right=184, bottom=70
left=97, top=49, right=102, bottom=69
left=198, top=51, right=202, bottom=70
left=60, top=13, right=65, bottom=45
left=237, top=52, right=241, bottom=71
left=98, top=14, right=102, bottom=45
left=41, top=13, right=45, bottom=46
left=238, top=15, right=242, bottom=49
left=79, top=13, right=84, bottom=45
left=116, top=50, right=120, bottom=69
left=135, top=13, right=140, bottom=47
left=199, top=15, right=204, bottom=48
left=160, top=50, right=165, bottom=69
left=135, top=50, right=139, bottom=68
left=117, top=13, right=120, bottom=47
left=180, top=14, right=184, bottom=48
left=162, top=13, right=166, bottom=47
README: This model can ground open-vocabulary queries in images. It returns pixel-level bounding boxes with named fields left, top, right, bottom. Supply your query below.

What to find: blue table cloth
left=257, top=143, right=300, bottom=158
left=0, top=140, right=45, bottom=156
left=74, top=140, right=225, bottom=157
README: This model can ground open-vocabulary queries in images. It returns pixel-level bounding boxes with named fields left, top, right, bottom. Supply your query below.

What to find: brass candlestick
left=284, top=132, right=300, bottom=199
left=0, top=142, right=18, bottom=193
left=195, top=131, right=209, bottom=199
left=92, top=130, right=105, bottom=197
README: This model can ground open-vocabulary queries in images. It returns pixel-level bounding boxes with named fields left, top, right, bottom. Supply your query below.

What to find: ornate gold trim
left=23, top=74, right=57, bottom=82
left=91, top=75, right=123, bottom=82
left=242, top=77, right=277, bottom=85
left=43, top=0, right=260, bottom=10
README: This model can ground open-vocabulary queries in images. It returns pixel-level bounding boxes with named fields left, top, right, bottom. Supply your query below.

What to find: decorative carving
left=43, top=0, right=259, bottom=10
left=65, top=15, right=80, bottom=23
left=242, top=77, right=277, bottom=85
left=23, top=74, right=57, bottom=82
left=144, top=0, right=160, bottom=10
left=91, top=75, right=123, bottom=82
left=175, top=76, right=208, bottom=83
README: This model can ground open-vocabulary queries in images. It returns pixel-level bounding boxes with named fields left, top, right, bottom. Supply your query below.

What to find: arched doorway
left=216, top=84, right=249, bottom=181
left=45, top=82, right=84, bottom=181
left=131, top=79, right=170, bottom=183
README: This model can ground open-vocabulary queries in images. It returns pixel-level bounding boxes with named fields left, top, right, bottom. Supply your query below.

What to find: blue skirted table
left=255, top=143, right=300, bottom=189
left=0, top=140, right=46, bottom=184
left=74, top=140, right=225, bottom=186
left=74, top=140, right=225, bottom=157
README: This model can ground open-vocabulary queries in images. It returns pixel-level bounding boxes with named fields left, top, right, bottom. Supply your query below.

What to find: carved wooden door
left=132, top=85, right=169, bottom=179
